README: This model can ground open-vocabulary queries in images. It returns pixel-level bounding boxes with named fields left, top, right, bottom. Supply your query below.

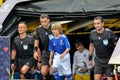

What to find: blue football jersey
left=49, top=34, right=70, bottom=54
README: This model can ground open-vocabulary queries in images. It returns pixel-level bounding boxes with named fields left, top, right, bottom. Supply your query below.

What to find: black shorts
left=41, top=50, right=50, bottom=66
left=94, top=57, right=114, bottom=77
left=18, top=57, right=35, bottom=73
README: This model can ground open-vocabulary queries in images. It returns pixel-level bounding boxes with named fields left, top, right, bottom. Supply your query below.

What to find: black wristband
left=34, top=47, right=38, bottom=52
left=89, top=55, right=92, bottom=61
left=11, top=59, right=15, bottom=64
left=37, top=61, right=41, bottom=63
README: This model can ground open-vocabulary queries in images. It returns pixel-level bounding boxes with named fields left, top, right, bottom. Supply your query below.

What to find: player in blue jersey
left=49, top=23, right=72, bottom=80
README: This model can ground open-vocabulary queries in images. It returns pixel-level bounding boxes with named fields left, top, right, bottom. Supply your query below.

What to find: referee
left=11, top=22, right=35, bottom=79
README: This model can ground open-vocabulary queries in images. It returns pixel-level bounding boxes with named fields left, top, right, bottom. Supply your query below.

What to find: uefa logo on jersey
left=103, top=39, right=108, bottom=46
left=23, top=45, right=28, bottom=50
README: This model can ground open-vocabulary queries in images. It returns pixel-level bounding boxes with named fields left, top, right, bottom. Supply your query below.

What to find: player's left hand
left=60, top=53, right=66, bottom=59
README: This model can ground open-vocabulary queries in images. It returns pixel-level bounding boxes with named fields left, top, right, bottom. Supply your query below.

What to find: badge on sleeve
left=103, top=39, right=108, bottom=45
left=23, top=45, right=28, bottom=50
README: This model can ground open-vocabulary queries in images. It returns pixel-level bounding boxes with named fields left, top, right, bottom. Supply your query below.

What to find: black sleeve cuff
left=11, top=59, right=15, bottom=64
left=89, top=55, right=92, bottom=61
left=34, top=47, right=38, bottom=52
left=37, top=61, right=41, bottom=63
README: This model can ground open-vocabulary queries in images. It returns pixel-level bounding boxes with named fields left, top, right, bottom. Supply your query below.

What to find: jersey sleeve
left=89, top=32, right=94, bottom=43
left=109, top=30, right=118, bottom=43
left=64, top=35, right=71, bottom=49
left=35, top=28, right=40, bottom=40
left=72, top=52, right=77, bottom=74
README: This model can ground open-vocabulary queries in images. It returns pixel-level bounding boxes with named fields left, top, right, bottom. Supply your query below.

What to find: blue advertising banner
left=0, top=36, right=10, bottom=80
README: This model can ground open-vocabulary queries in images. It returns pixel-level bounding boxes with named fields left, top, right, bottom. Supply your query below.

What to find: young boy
left=73, top=41, right=92, bottom=80
left=49, top=23, right=72, bottom=80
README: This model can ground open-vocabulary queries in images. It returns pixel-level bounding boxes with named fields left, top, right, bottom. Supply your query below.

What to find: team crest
left=60, top=40, right=64, bottom=45
left=84, top=54, right=86, bottom=57
left=23, top=45, right=28, bottom=50
left=103, top=39, right=108, bottom=45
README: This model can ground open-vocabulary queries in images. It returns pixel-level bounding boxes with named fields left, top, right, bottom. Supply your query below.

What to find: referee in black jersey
left=89, top=16, right=118, bottom=80
left=34, top=14, right=53, bottom=80
left=11, top=22, right=35, bottom=79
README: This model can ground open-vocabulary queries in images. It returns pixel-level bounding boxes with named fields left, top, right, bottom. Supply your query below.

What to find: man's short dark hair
left=94, top=16, right=104, bottom=22
left=19, top=21, right=27, bottom=27
left=19, top=21, right=27, bottom=25
left=40, top=14, right=50, bottom=19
